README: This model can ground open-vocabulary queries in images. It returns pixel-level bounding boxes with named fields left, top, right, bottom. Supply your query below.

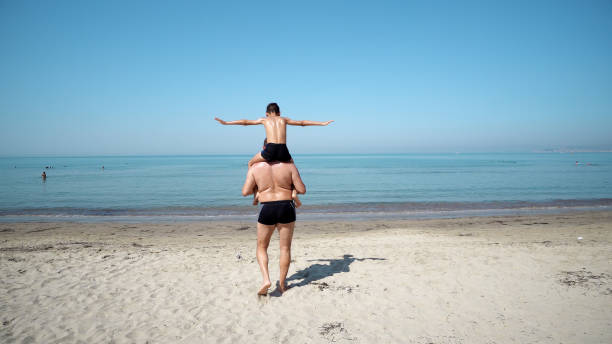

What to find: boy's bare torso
left=262, top=116, right=288, bottom=144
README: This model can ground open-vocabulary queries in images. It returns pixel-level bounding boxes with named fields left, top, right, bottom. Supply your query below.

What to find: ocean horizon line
left=3, top=151, right=612, bottom=158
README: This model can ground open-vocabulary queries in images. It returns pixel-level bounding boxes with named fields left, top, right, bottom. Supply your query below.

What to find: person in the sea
left=251, top=138, right=302, bottom=208
left=214, top=102, right=333, bottom=167
left=41, top=171, right=46, bottom=180
left=242, top=158, right=306, bottom=295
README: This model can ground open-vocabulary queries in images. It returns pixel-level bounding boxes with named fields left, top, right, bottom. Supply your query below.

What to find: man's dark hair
left=266, top=103, right=280, bottom=114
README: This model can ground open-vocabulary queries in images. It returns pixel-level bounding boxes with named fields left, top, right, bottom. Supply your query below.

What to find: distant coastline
left=533, top=147, right=612, bottom=153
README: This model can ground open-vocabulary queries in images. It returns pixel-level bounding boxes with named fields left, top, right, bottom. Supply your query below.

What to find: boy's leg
left=292, top=189, right=302, bottom=208
left=252, top=186, right=259, bottom=205
left=248, top=152, right=266, bottom=167
left=277, top=221, right=295, bottom=293
left=256, top=222, right=275, bottom=295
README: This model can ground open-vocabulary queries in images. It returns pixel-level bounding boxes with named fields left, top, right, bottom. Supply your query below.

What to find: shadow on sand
left=263, top=254, right=386, bottom=298
left=287, top=254, right=386, bottom=288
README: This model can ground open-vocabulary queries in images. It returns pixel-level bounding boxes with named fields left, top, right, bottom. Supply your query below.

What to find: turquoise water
left=1, top=153, right=611, bottom=221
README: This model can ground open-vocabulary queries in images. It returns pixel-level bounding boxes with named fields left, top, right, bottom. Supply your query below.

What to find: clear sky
left=1, top=0, right=611, bottom=155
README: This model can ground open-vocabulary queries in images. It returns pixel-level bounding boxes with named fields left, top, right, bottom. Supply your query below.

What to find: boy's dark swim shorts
left=258, top=200, right=296, bottom=225
left=261, top=143, right=292, bottom=162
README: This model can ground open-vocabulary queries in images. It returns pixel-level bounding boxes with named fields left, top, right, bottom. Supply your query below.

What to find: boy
left=214, top=103, right=333, bottom=167
left=215, top=103, right=333, bottom=206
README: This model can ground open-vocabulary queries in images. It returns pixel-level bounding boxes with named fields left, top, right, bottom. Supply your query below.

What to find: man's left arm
left=286, top=118, right=334, bottom=126
left=242, top=168, right=256, bottom=196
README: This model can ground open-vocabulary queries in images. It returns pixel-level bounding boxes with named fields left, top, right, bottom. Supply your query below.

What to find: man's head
left=266, top=103, right=280, bottom=116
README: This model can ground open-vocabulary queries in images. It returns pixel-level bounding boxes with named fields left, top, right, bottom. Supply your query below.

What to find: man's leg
left=277, top=222, right=295, bottom=293
left=256, top=222, right=275, bottom=295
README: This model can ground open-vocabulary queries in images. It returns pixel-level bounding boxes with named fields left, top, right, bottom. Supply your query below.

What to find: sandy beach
left=1, top=210, right=611, bottom=343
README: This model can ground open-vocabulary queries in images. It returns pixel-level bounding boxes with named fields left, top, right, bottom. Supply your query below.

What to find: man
left=242, top=160, right=306, bottom=295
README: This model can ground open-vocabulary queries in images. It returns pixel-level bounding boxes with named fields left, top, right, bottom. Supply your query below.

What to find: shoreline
left=2, top=211, right=611, bottom=343
left=1, top=200, right=611, bottom=223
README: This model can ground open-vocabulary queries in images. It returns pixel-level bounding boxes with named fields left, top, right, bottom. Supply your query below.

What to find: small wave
left=1, top=199, right=612, bottom=222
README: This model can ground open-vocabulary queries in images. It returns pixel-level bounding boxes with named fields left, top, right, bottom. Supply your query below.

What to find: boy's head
left=266, top=103, right=280, bottom=116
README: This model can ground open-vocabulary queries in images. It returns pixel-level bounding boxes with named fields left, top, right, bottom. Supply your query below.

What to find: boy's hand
left=214, top=117, right=227, bottom=125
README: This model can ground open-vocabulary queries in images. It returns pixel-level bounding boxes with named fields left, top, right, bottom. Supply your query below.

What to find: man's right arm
left=215, top=117, right=263, bottom=126
left=291, top=165, right=306, bottom=194
left=242, top=168, right=256, bottom=196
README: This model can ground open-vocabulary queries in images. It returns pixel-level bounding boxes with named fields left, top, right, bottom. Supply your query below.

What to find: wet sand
left=1, top=211, right=611, bottom=343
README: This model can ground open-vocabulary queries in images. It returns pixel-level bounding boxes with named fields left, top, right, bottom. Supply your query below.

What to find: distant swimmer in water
left=102, top=165, right=104, bottom=170
left=41, top=171, right=47, bottom=180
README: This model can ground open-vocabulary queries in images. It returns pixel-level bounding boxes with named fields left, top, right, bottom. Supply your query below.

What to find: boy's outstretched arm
left=286, top=118, right=334, bottom=126
left=215, top=117, right=263, bottom=126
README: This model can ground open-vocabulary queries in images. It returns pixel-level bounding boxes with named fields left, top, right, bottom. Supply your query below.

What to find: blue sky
left=1, top=0, right=611, bottom=155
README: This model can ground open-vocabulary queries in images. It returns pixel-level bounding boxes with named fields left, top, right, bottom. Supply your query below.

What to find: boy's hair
left=266, top=103, right=280, bottom=114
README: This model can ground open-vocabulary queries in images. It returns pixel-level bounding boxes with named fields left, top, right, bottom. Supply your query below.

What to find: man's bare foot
left=258, top=281, right=271, bottom=295
left=279, top=281, right=291, bottom=294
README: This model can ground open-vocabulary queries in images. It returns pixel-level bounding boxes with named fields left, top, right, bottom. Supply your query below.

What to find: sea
left=1, top=153, right=611, bottom=222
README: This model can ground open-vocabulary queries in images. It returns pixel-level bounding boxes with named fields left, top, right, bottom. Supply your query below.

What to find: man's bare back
left=242, top=161, right=305, bottom=202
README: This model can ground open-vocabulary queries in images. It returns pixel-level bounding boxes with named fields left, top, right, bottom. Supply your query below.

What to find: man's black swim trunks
left=261, top=143, right=292, bottom=162
left=258, top=200, right=296, bottom=225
